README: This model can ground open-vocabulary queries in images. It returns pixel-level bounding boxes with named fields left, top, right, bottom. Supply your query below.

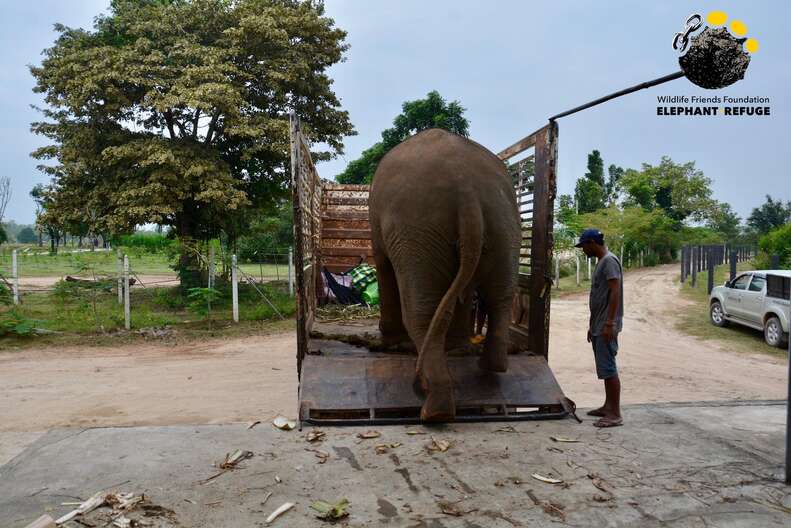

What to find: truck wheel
left=764, top=316, right=784, bottom=348
left=710, top=301, right=728, bottom=327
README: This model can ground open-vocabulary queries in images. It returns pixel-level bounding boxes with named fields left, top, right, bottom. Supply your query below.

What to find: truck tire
left=710, top=301, right=728, bottom=327
left=764, top=316, right=784, bottom=348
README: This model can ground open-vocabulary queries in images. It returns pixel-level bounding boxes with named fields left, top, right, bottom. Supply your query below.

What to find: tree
left=0, top=226, right=6, bottom=245
left=16, top=227, right=38, bottom=244
left=746, top=195, right=791, bottom=235
left=605, top=164, right=624, bottom=206
left=574, top=150, right=607, bottom=214
left=621, top=156, right=714, bottom=223
left=31, top=184, right=63, bottom=254
left=336, top=91, right=469, bottom=184
left=31, top=0, right=354, bottom=287
left=706, top=202, right=741, bottom=241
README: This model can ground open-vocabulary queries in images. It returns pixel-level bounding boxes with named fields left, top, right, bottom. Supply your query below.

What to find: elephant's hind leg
left=374, top=251, right=410, bottom=348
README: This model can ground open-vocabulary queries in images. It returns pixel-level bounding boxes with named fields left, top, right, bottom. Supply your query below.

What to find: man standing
left=575, top=228, right=623, bottom=427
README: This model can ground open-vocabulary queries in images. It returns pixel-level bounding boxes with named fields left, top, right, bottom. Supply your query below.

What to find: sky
left=1, top=0, right=788, bottom=225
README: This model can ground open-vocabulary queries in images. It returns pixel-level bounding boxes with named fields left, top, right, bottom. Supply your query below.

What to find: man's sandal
left=593, top=417, right=623, bottom=428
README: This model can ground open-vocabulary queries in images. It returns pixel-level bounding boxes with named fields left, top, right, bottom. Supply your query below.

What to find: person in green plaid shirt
left=349, top=263, right=377, bottom=292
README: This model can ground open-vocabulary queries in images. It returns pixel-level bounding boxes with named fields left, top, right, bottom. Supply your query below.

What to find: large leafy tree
left=706, top=202, right=741, bottom=240
left=620, top=156, right=714, bottom=223
left=336, top=90, right=469, bottom=184
left=16, top=227, right=38, bottom=244
left=746, top=195, right=791, bottom=236
left=574, top=150, right=606, bottom=214
left=31, top=0, right=354, bottom=286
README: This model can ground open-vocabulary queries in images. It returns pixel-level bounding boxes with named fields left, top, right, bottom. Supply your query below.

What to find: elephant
left=368, top=128, right=521, bottom=422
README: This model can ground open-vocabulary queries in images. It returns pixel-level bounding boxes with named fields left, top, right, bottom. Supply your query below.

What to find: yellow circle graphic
left=730, top=20, right=747, bottom=36
left=706, top=11, right=728, bottom=25
left=745, top=38, right=759, bottom=53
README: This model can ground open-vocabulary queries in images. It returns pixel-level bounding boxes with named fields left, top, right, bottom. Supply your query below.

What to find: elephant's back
left=369, top=129, right=517, bottom=233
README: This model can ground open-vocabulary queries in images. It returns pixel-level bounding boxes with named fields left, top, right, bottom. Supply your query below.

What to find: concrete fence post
left=123, top=255, right=130, bottom=330
left=575, top=255, right=580, bottom=286
left=554, top=256, right=560, bottom=288
left=680, top=246, right=686, bottom=283
left=707, top=249, right=715, bottom=294
left=232, top=254, right=239, bottom=323
left=771, top=254, right=781, bottom=269
left=117, top=249, right=123, bottom=305
left=11, top=249, right=19, bottom=305
left=587, top=257, right=592, bottom=282
left=730, top=251, right=737, bottom=281
left=640, top=250, right=644, bottom=268
left=288, top=247, right=294, bottom=297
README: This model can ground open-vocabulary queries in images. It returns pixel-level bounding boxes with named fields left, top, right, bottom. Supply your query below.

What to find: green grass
left=1, top=280, right=296, bottom=350
left=0, top=245, right=289, bottom=280
left=674, top=260, right=785, bottom=357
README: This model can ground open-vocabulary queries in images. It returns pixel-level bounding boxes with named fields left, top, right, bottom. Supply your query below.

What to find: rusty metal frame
left=290, top=112, right=322, bottom=377
left=497, top=122, right=558, bottom=358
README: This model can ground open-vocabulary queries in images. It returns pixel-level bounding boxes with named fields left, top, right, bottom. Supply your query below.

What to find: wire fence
left=1, top=247, right=295, bottom=333
left=550, top=247, right=658, bottom=289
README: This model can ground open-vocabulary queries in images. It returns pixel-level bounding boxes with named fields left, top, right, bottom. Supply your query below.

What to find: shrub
left=114, top=233, right=174, bottom=253
left=758, top=223, right=791, bottom=268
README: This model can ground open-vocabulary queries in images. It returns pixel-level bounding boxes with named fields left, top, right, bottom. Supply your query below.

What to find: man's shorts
left=591, top=334, right=619, bottom=380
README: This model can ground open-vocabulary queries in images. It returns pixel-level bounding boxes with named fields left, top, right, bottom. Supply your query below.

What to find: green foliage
left=706, top=203, right=741, bottom=241
left=757, top=223, right=791, bottom=268
left=336, top=91, right=469, bottom=184
left=16, top=227, right=38, bottom=244
left=30, top=0, right=355, bottom=285
left=186, top=287, right=223, bottom=319
left=605, top=164, right=624, bottom=206
left=747, top=195, right=791, bottom=236
left=0, top=225, right=6, bottom=245
left=620, top=157, right=714, bottom=223
left=574, top=150, right=607, bottom=214
left=114, top=232, right=173, bottom=252
left=237, top=201, right=293, bottom=261
left=0, top=309, right=38, bottom=337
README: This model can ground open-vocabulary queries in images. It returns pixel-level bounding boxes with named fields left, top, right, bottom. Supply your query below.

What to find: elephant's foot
left=478, top=347, right=508, bottom=372
left=380, top=330, right=412, bottom=348
left=420, top=384, right=456, bottom=423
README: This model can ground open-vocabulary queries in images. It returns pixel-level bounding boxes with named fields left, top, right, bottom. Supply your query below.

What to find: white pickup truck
left=709, top=270, right=790, bottom=347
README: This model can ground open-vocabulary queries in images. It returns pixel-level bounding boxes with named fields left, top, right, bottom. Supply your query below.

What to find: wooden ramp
left=299, top=341, right=571, bottom=425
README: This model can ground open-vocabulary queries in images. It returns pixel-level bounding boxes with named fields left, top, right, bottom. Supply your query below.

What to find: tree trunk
left=175, top=209, right=203, bottom=290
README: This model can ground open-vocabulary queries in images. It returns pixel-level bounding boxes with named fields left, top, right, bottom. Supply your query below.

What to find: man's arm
left=602, top=278, right=620, bottom=341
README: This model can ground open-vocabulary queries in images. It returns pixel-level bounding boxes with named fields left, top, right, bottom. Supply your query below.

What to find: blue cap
left=574, top=228, right=604, bottom=247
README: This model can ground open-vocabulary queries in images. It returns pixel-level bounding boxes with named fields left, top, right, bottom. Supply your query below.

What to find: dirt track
left=1, top=264, right=787, bottom=463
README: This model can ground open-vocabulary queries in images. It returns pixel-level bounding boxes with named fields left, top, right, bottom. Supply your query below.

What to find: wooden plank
left=528, top=122, right=557, bottom=359
left=322, top=211, right=370, bottom=221
left=322, top=228, right=372, bottom=240
left=323, top=183, right=371, bottom=191
left=498, top=132, right=538, bottom=160
left=321, top=247, right=374, bottom=257
left=324, top=196, right=369, bottom=206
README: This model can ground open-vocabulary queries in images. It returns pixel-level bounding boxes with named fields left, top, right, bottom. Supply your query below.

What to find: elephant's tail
left=416, top=203, right=483, bottom=375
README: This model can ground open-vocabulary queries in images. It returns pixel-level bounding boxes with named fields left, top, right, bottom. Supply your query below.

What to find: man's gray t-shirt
left=589, top=251, right=623, bottom=336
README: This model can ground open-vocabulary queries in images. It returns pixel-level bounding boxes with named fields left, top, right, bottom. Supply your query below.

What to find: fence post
left=640, top=250, right=644, bottom=268
left=771, top=254, right=781, bottom=269
left=554, top=256, right=560, bottom=288
left=11, top=249, right=19, bottom=305
left=707, top=249, right=715, bottom=294
left=691, top=247, right=697, bottom=288
left=116, top=249, right=123, bottom=305
left=208, top=245, right=215, bottom=289
left=288, top=247, right=294, bottom=297
left=123, top=255, right=130, bottom=330
left=587, top=257, right=592, bottom=282
left=575, top=255, right=580, bottom=286
left=232, top=254, right=239, bottom=323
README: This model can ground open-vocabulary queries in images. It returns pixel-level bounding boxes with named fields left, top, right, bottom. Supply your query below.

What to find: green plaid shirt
left=349, top=263, right=377, bottom=292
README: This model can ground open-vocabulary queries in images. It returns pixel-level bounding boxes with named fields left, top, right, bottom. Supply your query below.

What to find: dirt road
left=1, top=264, right=787, bottom=463
left=549, top=264, right=787, bottom=406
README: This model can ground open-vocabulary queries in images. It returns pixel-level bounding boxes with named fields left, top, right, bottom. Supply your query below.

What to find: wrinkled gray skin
left=369, top=129, right=520, bottom=422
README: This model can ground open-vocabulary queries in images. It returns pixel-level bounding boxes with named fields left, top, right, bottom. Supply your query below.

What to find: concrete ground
left=2, top=400, right=789, bottom=528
